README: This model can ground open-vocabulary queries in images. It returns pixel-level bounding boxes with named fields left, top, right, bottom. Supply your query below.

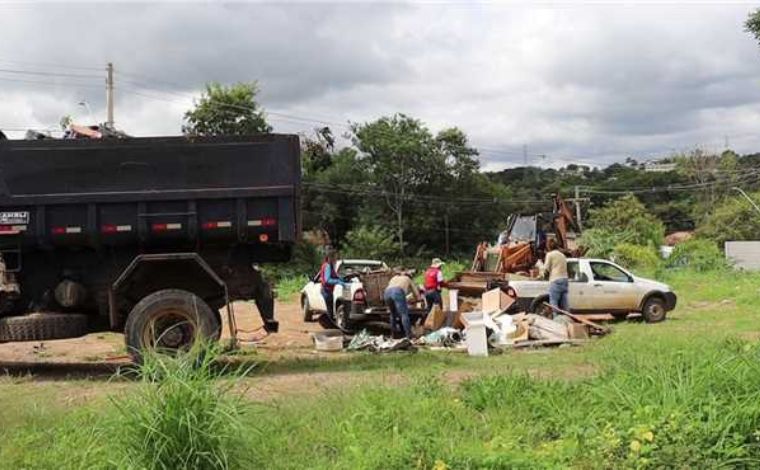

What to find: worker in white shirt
left=541, top=238, right=569, bottom=318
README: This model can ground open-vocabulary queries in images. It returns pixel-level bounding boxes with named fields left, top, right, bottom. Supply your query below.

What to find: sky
left=1, top=1, right=760, bottom=170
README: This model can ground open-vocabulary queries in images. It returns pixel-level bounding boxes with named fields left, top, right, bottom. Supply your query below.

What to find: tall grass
left=110, top=346, right=250, bottom=470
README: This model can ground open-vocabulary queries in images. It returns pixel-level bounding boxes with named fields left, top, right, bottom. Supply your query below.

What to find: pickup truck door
left=567, top=261, right=593, bottom=311
left=587, top=261, right=639, bottom=311
left=307, top=273, right=327, bottom=312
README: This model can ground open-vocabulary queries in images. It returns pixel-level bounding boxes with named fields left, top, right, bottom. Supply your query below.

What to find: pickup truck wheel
left=642, top=297, right=667, bottom=323
left=334, top=303, right=354, bottom=333
left=0, top=313, right=88, bottom=342
left=125, top=289, right=221, bottom=361
left=302, top=296, right=314, bottom=323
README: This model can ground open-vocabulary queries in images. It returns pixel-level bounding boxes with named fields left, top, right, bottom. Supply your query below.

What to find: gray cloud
left=1, top=2, right=760, bottom=169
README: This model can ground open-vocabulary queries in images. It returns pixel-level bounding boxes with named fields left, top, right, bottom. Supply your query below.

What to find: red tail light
left=353, top=289, right=366, bottom=303
left=261, top=217, right=277, bottom=227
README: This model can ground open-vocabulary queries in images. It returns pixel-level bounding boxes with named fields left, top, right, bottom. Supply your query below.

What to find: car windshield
left=338, top=262, right=385, bottom=275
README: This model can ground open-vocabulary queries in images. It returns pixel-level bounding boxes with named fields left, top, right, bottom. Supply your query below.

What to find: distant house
left=643, top=162, right=677, bottom=173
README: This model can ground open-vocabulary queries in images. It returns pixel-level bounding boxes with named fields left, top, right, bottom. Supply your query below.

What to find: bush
left=579, top=228, right=650, bottom=258
left=612, top=243, right=661, bottom=272
left=697, top=191, right=760, bottom=246
left=341, top=224, right=399, bottom=260
left=587, top=195, right=665, bottom=249
left=666, top=238, right=728, bottom=272
left=111, top=346, right=250, bottom=469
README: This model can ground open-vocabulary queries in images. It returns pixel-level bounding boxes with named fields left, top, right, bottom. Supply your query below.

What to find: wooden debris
left=542, top=302, right=611, bottom=335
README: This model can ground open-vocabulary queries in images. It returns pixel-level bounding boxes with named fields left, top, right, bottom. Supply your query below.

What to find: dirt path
left=0, top=299, right=319, bottom=365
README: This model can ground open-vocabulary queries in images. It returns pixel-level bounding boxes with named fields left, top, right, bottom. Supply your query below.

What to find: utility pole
left=106, top=62, right=114, bottom=127
left=569, top=186, right=589, bottom=232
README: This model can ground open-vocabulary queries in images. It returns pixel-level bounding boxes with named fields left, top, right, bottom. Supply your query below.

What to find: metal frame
left=112, top=252, right=238, bottom=346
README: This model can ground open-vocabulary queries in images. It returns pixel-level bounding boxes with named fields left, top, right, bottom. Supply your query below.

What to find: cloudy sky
left=1, top=1, right=760, bottom=170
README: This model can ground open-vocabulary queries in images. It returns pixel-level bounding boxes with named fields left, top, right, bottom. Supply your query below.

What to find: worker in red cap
left=423, top=258, right=446, bottom=314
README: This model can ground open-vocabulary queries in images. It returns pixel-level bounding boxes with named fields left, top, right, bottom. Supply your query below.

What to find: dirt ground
left=0, top=300, right=317, bottom=364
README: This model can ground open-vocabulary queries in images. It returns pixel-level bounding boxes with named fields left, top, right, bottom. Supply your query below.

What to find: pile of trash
left=311, top=287, right=611, bottom=356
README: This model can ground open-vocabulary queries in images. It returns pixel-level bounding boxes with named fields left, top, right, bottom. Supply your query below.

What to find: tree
left=746, top=9, right=760, bottom=45
left=350, top=114, right=481, bottom=255
left=697, top=190, right=760, bottom=246
left=183, top=82, right=271, bottom=136
left=302, top=127, right=335, bottom=176
left=586, top=194, right=665, bottom=248
left=341, top=225, right=399, bottom=260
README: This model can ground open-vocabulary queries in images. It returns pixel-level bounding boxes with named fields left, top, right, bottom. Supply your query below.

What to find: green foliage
left=261, top=240, right=322, bottom=300
left=666, top=238, right=728, bottom=272
left=746, top=8, right=760, bottom=45
left=111, top=346, right=249, bottom=469
left=456, top=339, right=760, bottom=468
left=10, top=270, right=760, bottom=467
left=612, top=243, right=661, bottom=272
left=341, top=224, right=399, bottom=260
left=578, top=228, right=623, bottom=258
left=697, top=191, right=760, bottom=246
left=587, top=194, right=665, bottom=248
left=183, top=82, right=271, bottom=136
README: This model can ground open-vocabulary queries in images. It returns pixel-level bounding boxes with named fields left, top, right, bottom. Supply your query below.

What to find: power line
left=0, top=76, right=102, bottom=89
left=0, top=67, right=101, bottom=79
left=0, top=58, right=103, bottom=73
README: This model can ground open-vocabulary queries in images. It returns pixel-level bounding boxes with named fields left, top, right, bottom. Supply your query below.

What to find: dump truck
left=0, top=134, right=300, bottom=358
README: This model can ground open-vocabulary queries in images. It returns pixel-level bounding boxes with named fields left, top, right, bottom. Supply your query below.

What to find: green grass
left=3, top=269, right=760, bottom=468
left=272, top=273, right=310, bottom=301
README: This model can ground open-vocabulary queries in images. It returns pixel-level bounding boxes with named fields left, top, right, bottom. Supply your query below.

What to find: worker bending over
left=384, top=269, right=421, bottom=339
left=542, top=238, right=569, bottom=318
left=423, top=258, right=445, bottom=314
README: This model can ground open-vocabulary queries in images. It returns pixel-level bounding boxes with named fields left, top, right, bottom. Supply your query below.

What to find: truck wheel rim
left=648, top=304, right=664, bottom=319
left=144, top=308, right=197, bottom=350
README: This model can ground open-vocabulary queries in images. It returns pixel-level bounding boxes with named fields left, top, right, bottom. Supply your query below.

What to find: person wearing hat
left=423, top=258, right=446, bottom=314
left=384, top=267, right=421, bottom=339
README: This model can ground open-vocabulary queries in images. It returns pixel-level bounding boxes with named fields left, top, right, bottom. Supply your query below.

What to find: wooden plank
left=542, top=302, right=612, bottom=335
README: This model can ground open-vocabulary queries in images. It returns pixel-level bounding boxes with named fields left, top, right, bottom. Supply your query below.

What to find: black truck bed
left=0, top=134, right=300, bottom=249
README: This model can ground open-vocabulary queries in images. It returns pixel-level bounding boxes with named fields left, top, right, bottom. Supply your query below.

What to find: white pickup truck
left=509, top=258, right=677, bottom=322
left=301, top=258, right=427, bottom=332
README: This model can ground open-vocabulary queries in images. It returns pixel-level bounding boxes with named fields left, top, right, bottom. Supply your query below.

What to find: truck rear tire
left=124, top=289, right=220, bottom=360
left=0, top=313, right=88, bottom=342
left=334, top=303, right=354, bottom=333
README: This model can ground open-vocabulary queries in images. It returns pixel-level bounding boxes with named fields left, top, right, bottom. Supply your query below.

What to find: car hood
left=632, top=276, right=672, bottom=293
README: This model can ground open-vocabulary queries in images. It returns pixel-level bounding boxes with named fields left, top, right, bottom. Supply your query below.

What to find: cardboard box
left=481, top=288, right=516, bottom=314
left=424, top=305, right=446, bottom=331
left=567, top=323, right=589, bottom=340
